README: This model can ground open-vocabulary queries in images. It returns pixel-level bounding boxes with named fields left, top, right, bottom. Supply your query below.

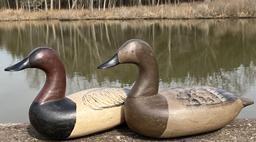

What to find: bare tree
left=90, top=0, right=93, bottom=11
left=103, top=0, right=107, bottom=11
left=44, top=0, right=48, bottom=11
left=27, top=0, right=30, bottom=12
left=157, top=0, right=160, bottom=6
left=72, top=0, right=78, bottom=9
left=68, top=0, right=71, bottom=10
left=58, top=0, right=61, bottom=10
left=98, top=0, right=101, bottom=10
left=138, top=0, right=142, bottom=5
left=0, top=0, right=203, bottom=11
left=50, top=0, right=53, bottom=10
left=6, top=0, right=10, bottom=9
left=15, top=0, right=19, bottom=9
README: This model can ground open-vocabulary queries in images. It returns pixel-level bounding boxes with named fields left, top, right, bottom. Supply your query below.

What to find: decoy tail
left=240, top=97, right=254, bottom=107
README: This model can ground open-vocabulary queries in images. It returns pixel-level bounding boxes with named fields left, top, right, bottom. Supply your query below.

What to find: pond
left=0, top=20, right=256, bottom=123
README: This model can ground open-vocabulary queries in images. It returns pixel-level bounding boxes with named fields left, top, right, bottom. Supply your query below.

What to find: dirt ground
left=0, top=119, right=255, bottom=142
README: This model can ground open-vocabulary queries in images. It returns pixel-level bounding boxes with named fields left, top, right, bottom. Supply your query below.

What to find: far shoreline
left=0, top=0, right=256, bottom=21
left=2, top=17, right=256, bottom=22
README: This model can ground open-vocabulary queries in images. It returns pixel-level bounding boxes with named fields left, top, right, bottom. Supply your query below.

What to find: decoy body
left=5, top=48, right=129, bottom=139
left=98, top=39, right=254, bottom=138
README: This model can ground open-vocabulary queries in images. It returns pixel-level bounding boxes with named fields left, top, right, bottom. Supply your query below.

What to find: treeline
left=0, top=0, right=198, bottom=11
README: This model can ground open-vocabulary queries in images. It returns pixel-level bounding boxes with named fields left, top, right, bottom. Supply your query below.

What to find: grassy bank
left=0, top=0, right=256, bottom=21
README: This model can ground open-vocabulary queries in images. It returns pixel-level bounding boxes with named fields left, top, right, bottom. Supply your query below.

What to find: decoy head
left=98, top=39, right=154, bottom=69
left=4, top=47, right=60, bottom=72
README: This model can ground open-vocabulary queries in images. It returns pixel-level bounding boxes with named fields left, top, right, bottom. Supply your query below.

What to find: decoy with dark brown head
left=98, top=39, right=254, bottom=138
left=5, top=47, right=129, bottom=139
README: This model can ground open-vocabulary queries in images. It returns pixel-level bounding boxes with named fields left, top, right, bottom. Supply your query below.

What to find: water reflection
left=0, top=20, right=256, bottom=122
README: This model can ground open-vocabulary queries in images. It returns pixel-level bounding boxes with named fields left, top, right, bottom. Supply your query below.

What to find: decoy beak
left=97, top=53, right=119, bottom=69
left=4, top=57, right=30, bottom=72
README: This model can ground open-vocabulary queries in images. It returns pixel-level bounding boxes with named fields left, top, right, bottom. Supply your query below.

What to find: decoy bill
left=98, top=39, right=254, bottom=138
left=4, top=47, right=129, bottom=139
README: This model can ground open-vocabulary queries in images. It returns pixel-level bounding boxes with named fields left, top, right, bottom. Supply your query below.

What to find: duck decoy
left=98, top=39, right=254, bottom=138
left=4, top=47, right=129, bottom=139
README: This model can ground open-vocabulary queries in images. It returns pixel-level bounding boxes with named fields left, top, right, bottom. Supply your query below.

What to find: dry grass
left=0, top=0, right=255, bottom=21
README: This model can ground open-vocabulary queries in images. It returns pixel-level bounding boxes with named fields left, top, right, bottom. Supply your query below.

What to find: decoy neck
left=98, top=39, right=159, bottom=98
left=5, top=48, right=66, bottom=104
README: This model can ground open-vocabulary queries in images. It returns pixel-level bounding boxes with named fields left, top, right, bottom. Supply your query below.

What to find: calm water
left=0, top=20, right=256, bottom=122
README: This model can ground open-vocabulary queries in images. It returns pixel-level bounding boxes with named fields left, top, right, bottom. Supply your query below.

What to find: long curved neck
left=34, top=62, right=66, bottom=104
left=129, top=55, right=159, bottom=98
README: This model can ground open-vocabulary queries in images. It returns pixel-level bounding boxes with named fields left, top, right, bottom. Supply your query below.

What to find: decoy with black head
left=98, top=39, right=254, bottom=138
left=5, top=47, right=129, bottom=139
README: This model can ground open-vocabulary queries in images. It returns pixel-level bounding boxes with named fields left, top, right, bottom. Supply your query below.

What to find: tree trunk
left=157, top=0, right=160, bottom=6
left=103, top=0, right=106, bottom=11
left=138, top=0, right=142, bottom=6
left=71, top=0, right=78, bottom=9
left=58, top=0, right=61, bottom=10
left=50, top=0, right=53, bottom=10
left=27, top=0, right=30, bottom=12
left=6, top=0, right=10, bottom=9
left=152, top=0, right=155, bottom=5
left=68, top=0, right=71, bottom=10
left=15, top=0, right=19, bottom=10
left=98, top=0, right=101, bottom=10
left=90, top=0, right=93, bottom=11
left=44, top=0, right=48, bottom=11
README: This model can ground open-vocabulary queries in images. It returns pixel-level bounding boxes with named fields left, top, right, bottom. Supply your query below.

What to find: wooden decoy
left=98, top=39, right=254, bottom=138
left=4, top=47, right=129, bottom=139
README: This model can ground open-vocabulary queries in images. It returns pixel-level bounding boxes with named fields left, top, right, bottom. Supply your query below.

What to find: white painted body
left=67, top=88, right=127, bottom=138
